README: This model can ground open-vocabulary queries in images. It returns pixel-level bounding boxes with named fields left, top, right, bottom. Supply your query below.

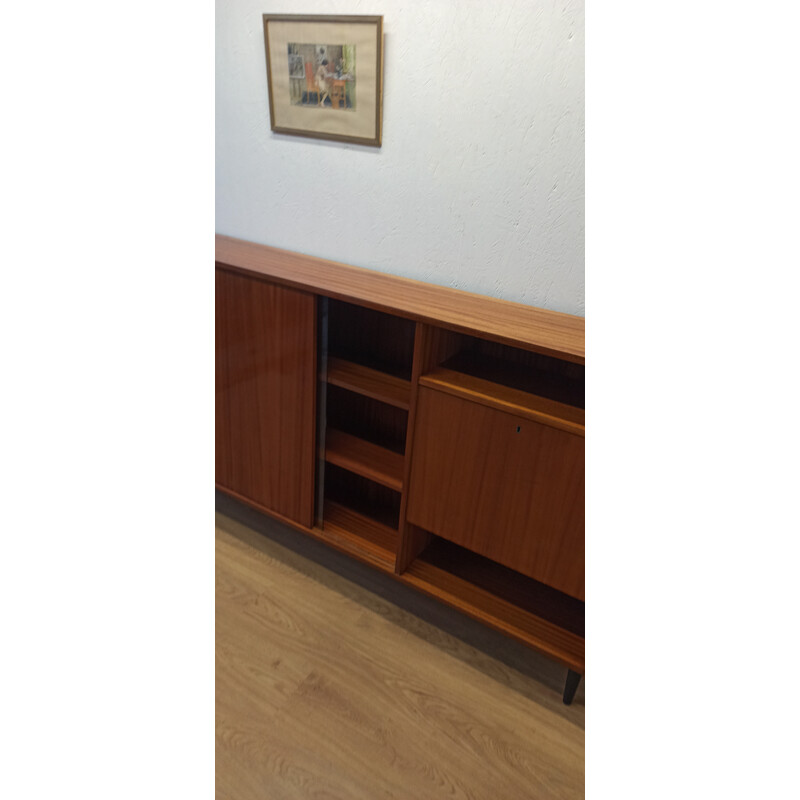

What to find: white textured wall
left=216, top=1, right=584, bottom=315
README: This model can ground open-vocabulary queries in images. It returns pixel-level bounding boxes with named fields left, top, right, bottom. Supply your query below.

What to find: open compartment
left=401, top=532, right=584, bottom=669
left=323, top=462, right=400, bottom=558
left=326, top=385, right=408, bottom=456
left=315, top=300, right=415, bottom=568
left=415, top=535, right=584, bottom=635
left=425, top=332, right=583, bottom=406
left=328, top=299, right=416, bottom=382
left=418, top=329, right=584, bottom=436
left=441, top=336, right=584, bottom=408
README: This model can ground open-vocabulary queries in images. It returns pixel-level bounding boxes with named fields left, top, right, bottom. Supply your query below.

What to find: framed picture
left=263, top=14, right=384, bottom=147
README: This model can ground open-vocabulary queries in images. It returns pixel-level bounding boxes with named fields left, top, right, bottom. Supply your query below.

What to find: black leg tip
left=563, top=669, right=582, bottom=705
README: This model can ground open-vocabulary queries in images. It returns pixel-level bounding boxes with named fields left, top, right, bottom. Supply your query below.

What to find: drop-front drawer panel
left=406, top=387, right=584, bottom=600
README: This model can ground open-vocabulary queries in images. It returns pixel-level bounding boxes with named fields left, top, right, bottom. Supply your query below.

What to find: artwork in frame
left=263, top=14, right=383, bottom=147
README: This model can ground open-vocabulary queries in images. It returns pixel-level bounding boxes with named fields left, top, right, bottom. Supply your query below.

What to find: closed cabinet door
left=216, top=268, right=317, bottom=526
left=407, top=387, right=584, bottom=600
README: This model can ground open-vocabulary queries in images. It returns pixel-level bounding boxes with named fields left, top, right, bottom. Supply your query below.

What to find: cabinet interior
left=328, top=299, right=415, bottom=380
left=427, top=332, right=585, bottom=409
left=324, top=464, right=401, bottom=532
left=413, top=534, right=585, bottom=637
left=320, top=300, right=413, bottom=548
left=326, top=386, right=408, bottom=455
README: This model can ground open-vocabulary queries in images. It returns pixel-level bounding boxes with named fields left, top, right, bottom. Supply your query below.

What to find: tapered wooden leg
left=563, top=669, right=582, bottom=705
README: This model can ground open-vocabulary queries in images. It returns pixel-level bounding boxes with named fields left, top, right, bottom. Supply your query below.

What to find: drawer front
left=407, top=387, right=584, bottom=600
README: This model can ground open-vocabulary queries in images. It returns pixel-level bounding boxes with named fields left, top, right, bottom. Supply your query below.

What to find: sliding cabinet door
left=216, top=268, right=316, bottom=526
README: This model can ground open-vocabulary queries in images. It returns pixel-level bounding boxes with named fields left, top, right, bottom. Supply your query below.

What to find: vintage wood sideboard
left=215, top=234, right=585, bottom=703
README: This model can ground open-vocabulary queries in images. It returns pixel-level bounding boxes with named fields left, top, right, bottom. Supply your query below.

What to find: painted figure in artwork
left=288, top=43, right=355, bottom=109
left=315, top=59, right=332, bottom=106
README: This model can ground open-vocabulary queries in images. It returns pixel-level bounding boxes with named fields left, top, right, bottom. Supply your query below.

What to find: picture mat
left=269, top=20, right=378, bottom=140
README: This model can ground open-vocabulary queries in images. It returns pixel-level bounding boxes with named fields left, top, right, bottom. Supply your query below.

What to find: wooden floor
left=216, top=494, right=584, bottom=800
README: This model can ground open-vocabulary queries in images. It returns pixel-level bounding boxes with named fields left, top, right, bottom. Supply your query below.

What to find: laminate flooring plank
left=216, top=507, right=584, bottom=716
left=217, top=703, right=370, bottom=800
left=216, top=509, right=584, bottom=799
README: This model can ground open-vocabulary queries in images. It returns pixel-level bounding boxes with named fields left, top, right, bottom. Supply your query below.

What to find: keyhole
left=516, top=426, right=521, bottom=433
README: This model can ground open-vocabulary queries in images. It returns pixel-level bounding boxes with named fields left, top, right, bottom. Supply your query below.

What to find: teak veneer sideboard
left=215, top=234, right=585, bottom=704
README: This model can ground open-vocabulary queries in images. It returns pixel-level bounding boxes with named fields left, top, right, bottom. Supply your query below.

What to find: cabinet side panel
left=406, top=388, right=584, bottom=600
left=215, top=269, right=231, bottom=488
left=215, top=268, right=316, bottom=527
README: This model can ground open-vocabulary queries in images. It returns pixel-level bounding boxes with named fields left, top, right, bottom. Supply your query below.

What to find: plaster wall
left=216, top=1, right=584, bottom=315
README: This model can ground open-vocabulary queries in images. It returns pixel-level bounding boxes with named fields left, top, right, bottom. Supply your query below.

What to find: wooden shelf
left=322, top=500, right=398, bottom=568
left=419, top=368, right=584, bottom=437
left=327, top=300, right=416, bottom=382
left=324, top=429, right=404, bottom=492
left=418, top=537, right=583, bottom=635
left=327, top=357, right=410, bottom=410
left=402, top=539, right=584, bottom=672
left=442, top=349, right=584, bottom=408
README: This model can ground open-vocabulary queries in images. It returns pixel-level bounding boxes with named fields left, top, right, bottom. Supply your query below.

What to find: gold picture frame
left=263, top=14, right=383, bottom=147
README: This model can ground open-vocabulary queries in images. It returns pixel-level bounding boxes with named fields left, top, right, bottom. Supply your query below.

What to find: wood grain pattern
left=217, top=511, right=584, bottom=800
left=442, top=345, right=584, bottom=408
left=216, top=268, right=317, bottom=526
left=417, top=325, right=464, bottom=375
left=396, top=324, right=438, bottom=574
left=420, top=368, right=585, bottom=437
left=419, top=537, right=584, bottom=638
left=403, top=558, right=585, bottom=672
left=396, top=523, right=433, bottom=575
left=323, top=500, right=398, bottom=566
left=326, top=384, right=408, bottom=455
left=327, top=357, right=411, bottom=409
left=328, top=299, right=416, bottom=380
left=325, top=428, right=404, bottom=491
left=324, top=464, right=401, bottom=531
left=407, top=388, right=585, bottom=600
left=216, top=235, right=585, bottom=363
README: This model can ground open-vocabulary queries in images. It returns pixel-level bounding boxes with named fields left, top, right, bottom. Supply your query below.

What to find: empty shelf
left=324, top=429, right=404, bottom=492
left=403, top=559, right=584, bottom=671
left=326, top=357, right=411, bottom=409
left=323, top=500, right=398, bottom=567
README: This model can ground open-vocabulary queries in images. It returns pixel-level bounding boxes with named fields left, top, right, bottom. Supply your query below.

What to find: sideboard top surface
left=215, top=235, right=585, bottom=364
